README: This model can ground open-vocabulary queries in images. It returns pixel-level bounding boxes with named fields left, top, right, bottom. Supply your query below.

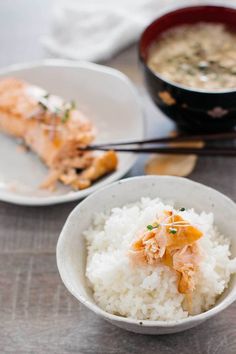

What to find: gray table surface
left=0, top=1, right=236, bottom=353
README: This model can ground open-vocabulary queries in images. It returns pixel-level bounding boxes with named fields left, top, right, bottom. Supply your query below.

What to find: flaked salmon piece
left=129, top=210, right=203, bottom=294
left=40, top=168, right=63, bottom=191
left=60, top=150, right=118, bottom=190
left=164, top=214, right=203, bottom=249
left=130, top=228, right=168, bottom=265
left=173, top=243, right=202, bottom=294
left=0, top=78, right=118, bottom=190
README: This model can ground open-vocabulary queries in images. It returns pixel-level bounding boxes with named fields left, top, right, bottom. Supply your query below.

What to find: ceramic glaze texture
left=57, top=176, right=236, bottom=335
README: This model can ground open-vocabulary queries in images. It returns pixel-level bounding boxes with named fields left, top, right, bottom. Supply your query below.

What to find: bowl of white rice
left=57, top=176, right=236, bottom=334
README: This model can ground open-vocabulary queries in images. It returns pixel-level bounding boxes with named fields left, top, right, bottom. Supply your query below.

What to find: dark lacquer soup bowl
left=139, top=5, right=236, bottom=132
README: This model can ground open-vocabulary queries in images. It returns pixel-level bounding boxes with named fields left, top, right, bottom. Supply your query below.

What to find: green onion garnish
left=147, top=225, right=153, bottom=231
left=37, top=95, right=77, bottom=124
left=61, top=109, right=70, bottom=123
left=169, top=228, right=177, bottom=234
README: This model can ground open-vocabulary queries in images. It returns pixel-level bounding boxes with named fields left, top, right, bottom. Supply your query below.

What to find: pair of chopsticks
left=82, top=131, right=236, bottom=156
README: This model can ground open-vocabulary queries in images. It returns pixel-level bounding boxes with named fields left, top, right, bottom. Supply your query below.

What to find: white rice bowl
left=85, top=197, right=236, bottom=321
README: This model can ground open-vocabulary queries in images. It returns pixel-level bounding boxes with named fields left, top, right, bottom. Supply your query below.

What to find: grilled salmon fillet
left=0, top=78, right=118, bottom=190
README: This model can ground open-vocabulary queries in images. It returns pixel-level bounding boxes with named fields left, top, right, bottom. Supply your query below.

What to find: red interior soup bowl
left=139, top=5, right=236, bottom=132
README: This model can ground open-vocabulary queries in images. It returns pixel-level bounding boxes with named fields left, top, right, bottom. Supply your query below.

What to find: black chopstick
left=84, top=146, right=236, bottom=156
left=89, top=131, right=236, bottom=148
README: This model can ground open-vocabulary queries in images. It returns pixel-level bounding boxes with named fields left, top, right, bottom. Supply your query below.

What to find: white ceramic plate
left=0, top=60, right=143, bottom=205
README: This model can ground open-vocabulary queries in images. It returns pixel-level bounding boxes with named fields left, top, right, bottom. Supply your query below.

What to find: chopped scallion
left=147, top=225, right=153, bottom=231
left=169, top=228, right=177, bottom=234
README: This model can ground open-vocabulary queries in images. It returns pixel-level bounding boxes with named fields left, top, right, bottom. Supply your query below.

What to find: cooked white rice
left=85, top=197, right=236, bottom=321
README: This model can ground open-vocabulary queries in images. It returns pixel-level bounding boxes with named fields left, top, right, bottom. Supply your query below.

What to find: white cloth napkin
left=42, top=0, right=236, bottom=62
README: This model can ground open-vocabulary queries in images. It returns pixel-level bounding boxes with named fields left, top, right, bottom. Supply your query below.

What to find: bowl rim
left=138, top=3, right=236, bottom=95
left=57, top=175, right=236, bottom=328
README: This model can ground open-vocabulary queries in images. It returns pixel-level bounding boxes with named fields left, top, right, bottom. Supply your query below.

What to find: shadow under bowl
left=139, top=5, right=236, bottom=132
